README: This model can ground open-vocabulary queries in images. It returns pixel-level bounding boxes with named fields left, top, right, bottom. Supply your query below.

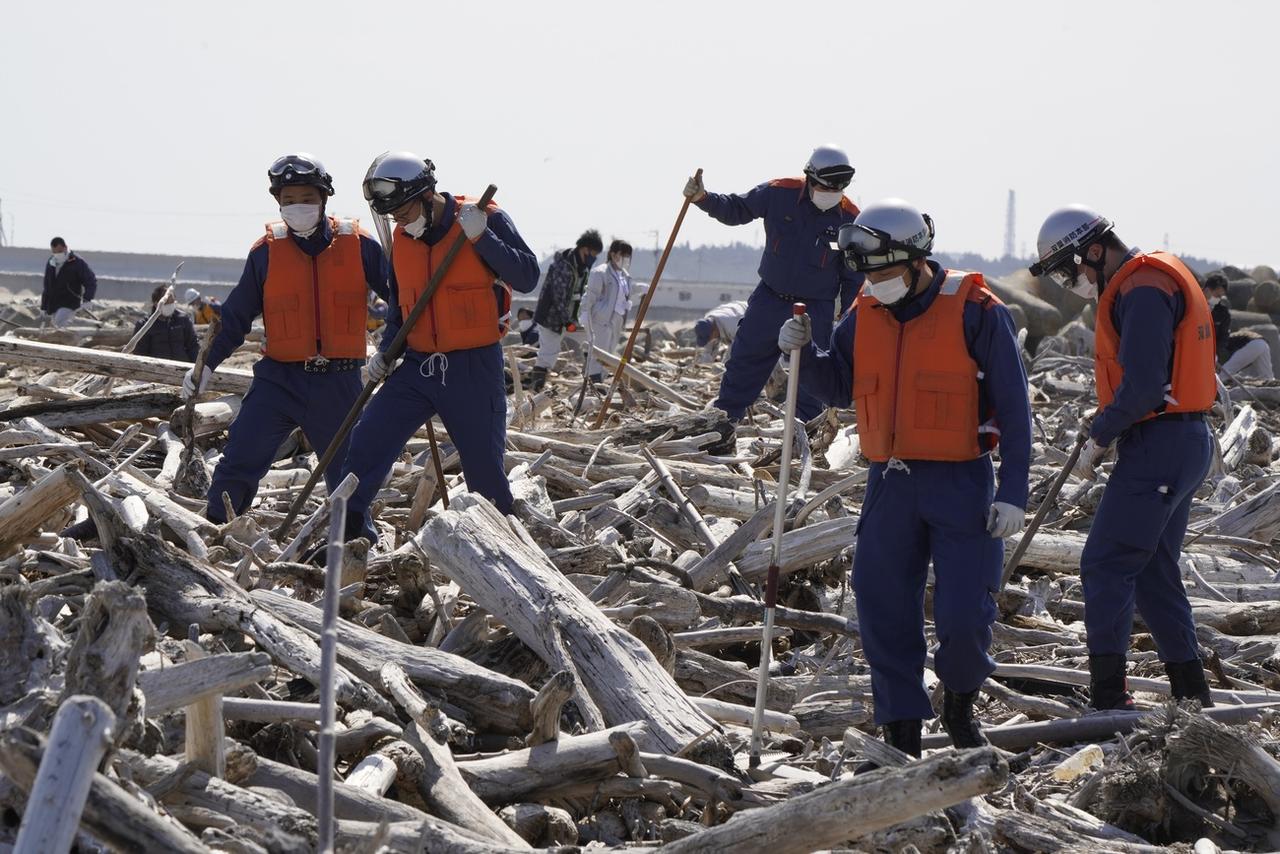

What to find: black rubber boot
left=941, top=688, right=989, bottom=749
left=523, top=366, right=547, bottom=391
left=855, top=719, right=922, bottom=774
left=1089, top=654, right=1136, bottom=711
left=1166, top=659, right=1214, bottom=707
left=884, top=719, right=923, bottom=757
left=588, top=373, right=603, bottom=385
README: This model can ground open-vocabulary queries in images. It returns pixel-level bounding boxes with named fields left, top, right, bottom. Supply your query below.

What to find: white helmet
left=803, top=144, right=855, bottom=190
left=837, top=199, right=934, bottom=271
left=1029, top=205, right=1114, bottom=284
left=183, top=288, right=201, bottom=304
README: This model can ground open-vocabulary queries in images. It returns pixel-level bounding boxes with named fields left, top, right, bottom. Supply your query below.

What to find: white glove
left=80, top=299, right=95, bottom=311
left=367, top=351, right=400, bottom=382
left=181, top=365, right=212, bottom=400
left=778, top=314, right=812, bottom=352
left=986, top=502, right=1026, bottom=539
left=458, top=204, right=488, bottom=241
left=682, top=174, right=706, bottom=202
left=1073, top=437, right=1111, bottom=479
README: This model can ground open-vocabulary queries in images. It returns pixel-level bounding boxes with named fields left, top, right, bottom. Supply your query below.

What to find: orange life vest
left=392, top=197, right=508, bottom=354
left=851, top=271, right=997, bottom=462
left=261, top=217, right=368, bottom=362
left=1095, top=251, right=1216, bottom=420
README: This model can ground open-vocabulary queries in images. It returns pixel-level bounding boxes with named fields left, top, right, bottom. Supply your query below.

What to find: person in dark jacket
left=134, top=285, right=199, bottom=362
left=41, top=237, right=97, bottom=327
left=529, top=230, right=603, bottom=389
left=1204, top=272, right=1274, bottom=380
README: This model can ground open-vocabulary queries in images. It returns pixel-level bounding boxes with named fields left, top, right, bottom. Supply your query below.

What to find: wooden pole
left=750, top=303, right=805, bottom=768
left=592, top=168, right=701, bottom=428
left=275, top=184, right=498, bottom=538
left=999, top=431, right=1087, bottom=590
left=316, top=489, right=348, bottom=854
left=425, top=419, right=450, bottom=511
left=13, top=695, right=116, bottom=854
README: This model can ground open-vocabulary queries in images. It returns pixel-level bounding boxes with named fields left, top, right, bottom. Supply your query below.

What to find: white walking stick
left=750, top=302, right=806, bottom=769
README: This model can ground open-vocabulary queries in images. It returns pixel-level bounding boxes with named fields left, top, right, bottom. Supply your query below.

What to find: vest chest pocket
left=331, top=291, right=366, bottom=334
left=264, top=293, right=302, bottom=341
left=443, top=282, right=496, bottom=334
left=914, top=371, right=974, bottom=432
left=852, top=374, right=878, bottom=431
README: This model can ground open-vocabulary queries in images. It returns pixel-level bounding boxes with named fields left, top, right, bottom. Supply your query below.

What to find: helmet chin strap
left=1083, top=244, right=1108, bottom=294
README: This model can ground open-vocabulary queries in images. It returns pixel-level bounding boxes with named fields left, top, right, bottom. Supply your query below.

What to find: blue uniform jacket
left=795, top=262, right=1033, bottom=509
left=381, top=192, right=539, bottom=351
left=1090, top=249, right=1188, bottom=447
left=207, top=218, right=389, bottom=371
left=696, top=178, right=862, bottom=306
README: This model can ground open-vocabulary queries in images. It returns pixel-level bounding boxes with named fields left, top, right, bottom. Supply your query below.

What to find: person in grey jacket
left=581, top=239, right=642, bottom=382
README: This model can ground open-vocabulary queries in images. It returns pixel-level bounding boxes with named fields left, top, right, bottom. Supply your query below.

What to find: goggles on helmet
left=1042, top=255, right=1083, bottom=288
left=269, top=154, right=325, bottom=178
left=810, top=172, right=853, bottom=192
left=837, top=217, right=932, bottom=272
left=362, top=178, right=402, bottom=205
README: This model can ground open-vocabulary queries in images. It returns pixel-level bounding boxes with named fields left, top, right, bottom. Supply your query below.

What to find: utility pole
left=1003, top=189, right=1016, bottom=259
left=0, top=198, right=7, bottom=247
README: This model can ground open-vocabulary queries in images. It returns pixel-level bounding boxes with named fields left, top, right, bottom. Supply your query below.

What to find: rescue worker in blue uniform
left=683, top=145, right=863, bottom=421
left=1031, top=206, right=1217, bottom=709
left=778, top=200, right=1032, bottom=758
left=341, top=152, right=539, bottom=540
left=182, top=153, right=388, bottom=524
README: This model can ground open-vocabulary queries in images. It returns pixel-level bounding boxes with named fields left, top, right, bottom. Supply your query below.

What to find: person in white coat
left=581, top=239, right=639, bottom=382
left=694, top=300, right=748, bottom=362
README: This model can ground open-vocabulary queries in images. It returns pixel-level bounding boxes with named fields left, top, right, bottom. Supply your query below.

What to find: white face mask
left=518, top=318, right=534, bottom=332
left=810, top=188, right=842, bottom=211
left=281, top=204, right=322, bottom=236
left=50, top=252, right=68, bottom=266
left=865, top=272, right=910, bottom=305
left=613, top=254, right=631, bottom=272
left=1207, top=295, right=1223, bottom=307
left=158, top=302, right=177, bottom=317
left=404, top=213, right=429, bottom=238
left=1068, top=274, right=1097, bottom=301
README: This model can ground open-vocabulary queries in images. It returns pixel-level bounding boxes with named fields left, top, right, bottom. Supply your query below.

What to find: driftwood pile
left=0, top=292, right=1279, bottom=852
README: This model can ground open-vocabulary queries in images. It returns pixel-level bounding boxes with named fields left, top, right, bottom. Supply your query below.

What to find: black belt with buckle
left=301, top=357, right=363, bottom=373
left=770, top=289, right=803, bottom=302
left=1151, top=411, right=1207, bottom=423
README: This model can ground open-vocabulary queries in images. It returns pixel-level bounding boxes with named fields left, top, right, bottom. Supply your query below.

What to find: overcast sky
left=2, top=0, right=1276, bottom=267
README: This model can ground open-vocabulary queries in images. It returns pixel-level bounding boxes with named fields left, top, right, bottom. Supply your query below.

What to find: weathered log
left=1210, top=480, right=1280, bottom=543
left=0, top=391, right=185, bottom=429
left=221, top=697, right=321, bottom=724
left=692, top=696, right=800, bottom=733
left=735, top=516, right=857, bottom=581
left=0, top=727, right=207, bottom=854
left=498, top=803, right=578, bottom=847
left=343, top=754, right=398, bottom=798
left=674, top=624, right=793, bottom=650
left=608, top=407, right=735, bottom=455
left=12, top=695, right=115, bottom=854
left=0, top=337, right=254, bottom=392
left=61, top=580, right=152, bottom=741
left=591, top=344, right=700, bottom=409
left=0, top=585, right=67, bottom=706
left=77, top=475, right=394, bottom=717
left=184, top=636, right=226, bottom=778
left=918, top=701, right=1280, bottom=751
left=456, top=721, right=653, bottom=804
left=687, top=482, right=761, bottom=521
left=659, top=747, right=1007, bottom=854
left=526, top=669, right=575, bottom=746
left=252, top=589, right=534, bottom=734
left=685, top=499, right=776, bottom=591
left=170, top=394, right=243, bottom=439
left=415, top=494, right=718, bottom=753
left=692, top=590, right=859, bottom=637
left=0, top=461, right=83, bottom=555
left=138, top=651, right=273, bottom=716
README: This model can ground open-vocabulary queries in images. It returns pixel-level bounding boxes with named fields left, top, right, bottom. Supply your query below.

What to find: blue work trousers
left=715, top=283, right=833, bottom=422
left=853, top=456, right=1004, bottom=724
left=207, top=358, right=361, bottom=523
left=1081, top=418, right=1211, bottom=661
left=340, top=343, right=512, bottom=539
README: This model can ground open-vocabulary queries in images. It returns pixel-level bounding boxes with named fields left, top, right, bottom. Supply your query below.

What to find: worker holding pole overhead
left=778, top=199, right=1032, bottom=761
left=339, top=152, right=539, bottom=542
left=683, top=145, right=863, bottom=422
left=1030, top=205, right=1217, bottom=710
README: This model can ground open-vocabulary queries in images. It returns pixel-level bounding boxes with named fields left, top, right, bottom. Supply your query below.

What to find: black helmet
left=363, top=151, right=437, bottom=215
left=268, top=153, right=335, bottom=197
